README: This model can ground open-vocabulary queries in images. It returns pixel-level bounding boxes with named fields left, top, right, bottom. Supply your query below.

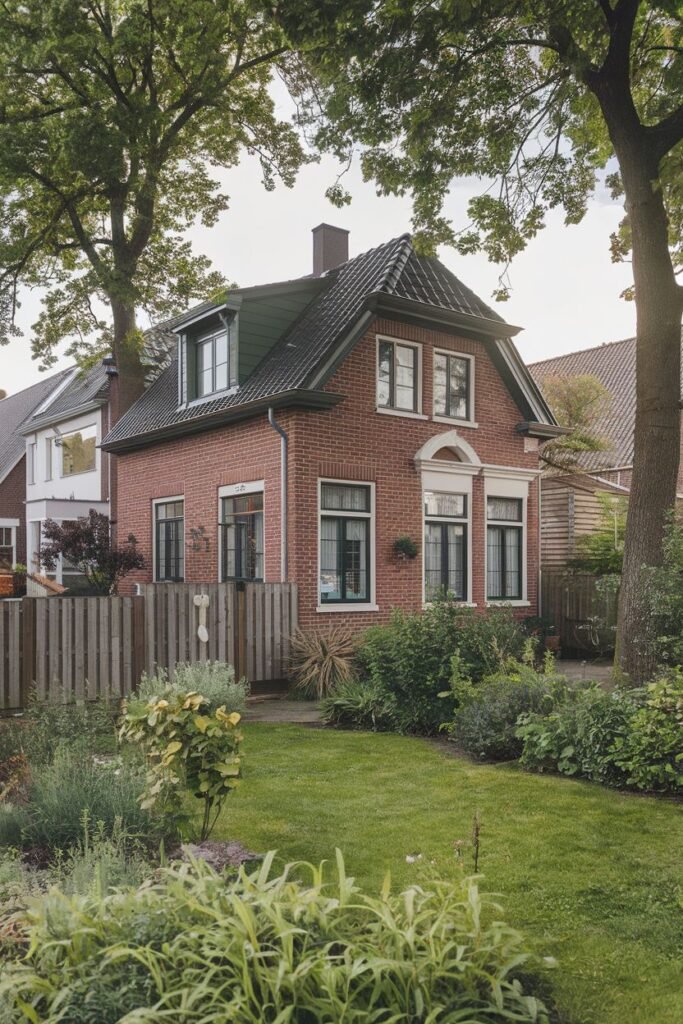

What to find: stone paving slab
left=244, top=698, right=323, bottom=724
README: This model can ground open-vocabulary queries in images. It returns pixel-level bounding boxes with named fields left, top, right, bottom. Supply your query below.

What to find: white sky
left=0, top=149, right=636, bottom=397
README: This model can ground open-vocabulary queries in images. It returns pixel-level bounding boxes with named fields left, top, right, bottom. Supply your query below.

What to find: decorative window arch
left=414, top=429, right=481, bottom=471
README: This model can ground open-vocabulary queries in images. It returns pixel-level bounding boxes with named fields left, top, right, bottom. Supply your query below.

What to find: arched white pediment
left=414, top=429, right=481, bottom=467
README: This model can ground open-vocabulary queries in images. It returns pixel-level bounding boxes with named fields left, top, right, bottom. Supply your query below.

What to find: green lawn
left=218, top=724, right=683, bottom=1024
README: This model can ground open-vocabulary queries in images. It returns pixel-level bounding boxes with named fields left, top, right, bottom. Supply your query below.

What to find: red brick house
left=102, top=227, right=561, bottom=629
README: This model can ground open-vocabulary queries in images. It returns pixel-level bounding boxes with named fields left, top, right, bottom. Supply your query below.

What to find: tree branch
left=647, top=102, right=683, bottom=160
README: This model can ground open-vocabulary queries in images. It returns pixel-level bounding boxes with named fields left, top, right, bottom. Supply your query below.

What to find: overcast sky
left=0, top=148, right=636, bottom=397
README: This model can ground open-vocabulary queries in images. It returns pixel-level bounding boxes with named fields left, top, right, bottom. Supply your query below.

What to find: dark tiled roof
left=0, top=368, right=74, bottom=482
left=530, top=337, right=645, bottom=471
left=25, top=362, right=109, bottom=430
left=103, top=235, right=534, bottom=449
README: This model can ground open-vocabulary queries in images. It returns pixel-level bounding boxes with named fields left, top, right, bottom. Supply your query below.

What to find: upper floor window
left=434, top=351, right=472, bottom=420
left=154, top=499, right=184, bottom=582
left=220, top=491, right=264, bottom=581
left=424, top=491, right=468, bottom=602
left=487, top=496, right=523, bottom=600
left=29, top=442, right=37, bottom=485
left=319, top=482, right=372, bottom=604
left=45, top=437, right=53, bottom=481
left=197, top=327, right=236, bottom=397
left=61, top=425, right=96, bottom=476
left=377, top=338, right=420, bottom=413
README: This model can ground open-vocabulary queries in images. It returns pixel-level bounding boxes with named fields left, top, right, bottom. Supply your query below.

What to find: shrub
left=55, top=815, right=153, bottom=897
left=320, top=678, right=398, bottom=731
left=610, top=672, right=683, bottom=791
left=21, top=743, right=159, bottom=851
left=0, top=852, right=552, bottom=1024
left=119, top=690, right=242, bottom=841
left=449, top=661, right=569, bottom=762
left=21, top=695, right=117, bottom=766
left=135, top=661, right=249, bottom=713
left=289, top=627, right=357, bottom=698
left=355, top=603, right=527, bottom=734
left=517, top=685, right=653, bottom=788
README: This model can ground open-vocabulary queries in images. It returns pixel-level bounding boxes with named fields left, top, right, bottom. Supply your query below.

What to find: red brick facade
left=0, top=456, right=26, bottom=565
left=115, top=317, right=541, bottom=630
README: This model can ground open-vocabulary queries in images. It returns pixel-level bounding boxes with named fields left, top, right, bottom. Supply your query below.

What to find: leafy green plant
left=0, top=852, right=552, bottom=1024
left=119, top=691, right=242, bottom=842
left=135, top=661, right=249, bottom=714
left=610, top=672, right=683, bottom=791
left=289, top=626, right=358, bottom=698
left=448, top=661, right=569, bottom=762
left=21, top=694, right=117, bottom=766
left=393, top=534, right=419, bottom=558
left=320, top=678, right=398, bottom=731
left=54, top=813, right=152, bottom=897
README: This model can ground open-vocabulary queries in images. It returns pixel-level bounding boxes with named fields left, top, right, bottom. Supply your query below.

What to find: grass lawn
left=218, top=724, right=683, bottom=1024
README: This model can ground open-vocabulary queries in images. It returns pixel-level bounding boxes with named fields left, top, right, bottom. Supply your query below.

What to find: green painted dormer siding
left=236, top=281, right=327, bottom=384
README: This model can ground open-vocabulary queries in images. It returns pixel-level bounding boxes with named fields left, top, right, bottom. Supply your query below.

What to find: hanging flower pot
left=393, top=536, right=419, bottom=560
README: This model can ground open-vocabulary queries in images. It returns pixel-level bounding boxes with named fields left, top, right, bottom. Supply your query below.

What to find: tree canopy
left=0, top=0, right=306, bottom=404
left=541, top=373, right=611, bottom=471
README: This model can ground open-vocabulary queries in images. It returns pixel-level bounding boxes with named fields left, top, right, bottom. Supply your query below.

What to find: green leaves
left=119, top=689, right=243, bottom=841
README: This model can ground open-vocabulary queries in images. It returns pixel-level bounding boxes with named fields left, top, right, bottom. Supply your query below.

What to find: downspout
left=267, top=407, right=288, bottom=581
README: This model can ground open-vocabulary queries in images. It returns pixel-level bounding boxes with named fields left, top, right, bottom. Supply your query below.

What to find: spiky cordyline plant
left=289, top=627, right=358, bottom=699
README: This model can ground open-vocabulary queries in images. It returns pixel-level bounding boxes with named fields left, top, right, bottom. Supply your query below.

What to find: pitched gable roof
left=102, top=235, right=556, bottom=452
left=21, top=362, right=110, bottom=432
left=530, top=336, right=640, bottom=471
left=0, top=367, right=74, bottom=483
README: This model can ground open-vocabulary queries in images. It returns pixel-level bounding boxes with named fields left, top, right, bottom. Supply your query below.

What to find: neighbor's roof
left=530, top=336, right=641, bottom=472
left=103, top=235, right=556, bottom=451
left=22, top=362, right=110, bottom=432
left=0, top=367, right=74, bottom=483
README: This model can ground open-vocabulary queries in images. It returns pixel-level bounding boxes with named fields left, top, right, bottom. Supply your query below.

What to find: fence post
left=21, top=597, right=35, bottom=707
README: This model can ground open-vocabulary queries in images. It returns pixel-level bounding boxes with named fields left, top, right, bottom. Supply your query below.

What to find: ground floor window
left=154, top=499, right=184, bottom=582
left=424, top=492, right=467, bottom=601
left=220, top=492, right=264, bottom=581
left=487, top=496, right=523, bottom=599
left=0, top=526, right=15, bottom=571
left=319, top=482, right=371, bottom=603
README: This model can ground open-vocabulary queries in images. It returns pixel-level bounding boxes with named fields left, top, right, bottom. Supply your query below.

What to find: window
left=424, top=492, right=468, bottom=601
left=154, top=499, right=184, bottom=582
left=196, top=326, right=236, bottom=398
left=220, top=492, right=264, bottom=581
left=61, top=425, right=96, bottom=476
left=434, top=352, right=471, bottom=420
left=29, top=442, right=37, bottom=485
left=487, top=497, right=523, bottom=600
left=377, top=339, right=419, bottom=413
left=0, top=527, right=15, bottom=571
left=45, top=437, right=52, bottom=481
left=319, top=483, right=371, bottom=603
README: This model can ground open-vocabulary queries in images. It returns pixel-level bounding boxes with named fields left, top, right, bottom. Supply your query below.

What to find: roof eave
left=367, top=292, right=521, bottom=338
left=100, top=388, right=344, bottom=454
left=516, top=421, right=571, bottom=440
left=21, top=396, right=109, bottom=435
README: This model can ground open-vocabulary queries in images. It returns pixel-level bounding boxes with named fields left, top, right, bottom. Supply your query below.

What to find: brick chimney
left=312, top=223, right=349, bottom=276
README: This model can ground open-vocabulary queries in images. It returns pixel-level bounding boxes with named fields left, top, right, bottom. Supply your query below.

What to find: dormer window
left=197, top=327, right=232, bottom=397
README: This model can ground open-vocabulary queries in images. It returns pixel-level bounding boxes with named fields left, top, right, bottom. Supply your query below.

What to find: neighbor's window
left=196, top=326, right=236, bottom=398
left=61, top=425, right=96, bottom=476
left=0, top=527, right=14, bottom=571
left=220, top=492, right=264, bottom=581
left=424, top=492, right=468, bottom=601
left=319, top=482, right=371, bottom=604
left=154, top=499, right=184, bottom=582
left=377, top=339, right=420, bottom=413
left=434, top=352, right=471, bottom=420
left=487, top=497, right=523, bottom=600
left=29, top=442, right=37, bottom=485
left=45, top=437, right=53, bottom=481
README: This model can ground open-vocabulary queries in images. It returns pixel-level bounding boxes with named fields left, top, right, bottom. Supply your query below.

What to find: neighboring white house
left=22, top=364, right=111, bottom=587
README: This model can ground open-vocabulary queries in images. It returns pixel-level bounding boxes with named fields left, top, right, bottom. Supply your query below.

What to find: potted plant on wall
left=393, top=536, right=419, bottom=561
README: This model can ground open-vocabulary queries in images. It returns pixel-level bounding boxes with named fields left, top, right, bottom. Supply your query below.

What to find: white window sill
left=376, top=407, right=428, bottom=421
left=432, top=415, right=479, bottom=429
left=486, top=600, right=531, bottom=608
left=316, top=603, right=379, bottom=613
left=424, top=601, right=477, bottom=609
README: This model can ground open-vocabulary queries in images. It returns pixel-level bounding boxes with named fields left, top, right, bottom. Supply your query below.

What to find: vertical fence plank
left=99, top=598, right=110, bottom=697
left=87, top=599, right=99, bottom=700
left=111, top=597, right=122, bottom=697
left=8, top=602, right=21, bottom=709
left=122, top=597, right=132, bottom=695
left=74, top=599, right=85, bottom=701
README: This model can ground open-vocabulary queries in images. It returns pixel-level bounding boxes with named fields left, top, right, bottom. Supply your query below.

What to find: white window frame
left=29, top=441, right=37, bottom=485
left=423, top=491, right=470, bottom=604
left=317, top=478, right=378, bottom=613
left=59, top=423, right=97, bottom=478
left=483, top=470, right=534, bottom=607
left=152, top=495, right=185, bottom=583
left=45, top=437, right=53, bottom=481
left=432, top=348, right=477, bottom=427
left=420, top=466, right=477, bottom=607
left=217, top=480, right=265, bottom=583
left=0, top=519, right=18, bottom=571
left=376, top=335, right=426, bottom=420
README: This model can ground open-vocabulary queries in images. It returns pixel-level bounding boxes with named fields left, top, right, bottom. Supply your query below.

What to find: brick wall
left=115, top=317, right=541, bottom=630
left=0, top=456, right=26, bottom=565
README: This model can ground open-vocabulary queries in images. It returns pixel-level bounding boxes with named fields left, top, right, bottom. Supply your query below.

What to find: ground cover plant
left=134, top=661, right=249, bottom=714
left=1, top=852, right=553, bottom=1023
left=215, top=724, right=683, bottom=1024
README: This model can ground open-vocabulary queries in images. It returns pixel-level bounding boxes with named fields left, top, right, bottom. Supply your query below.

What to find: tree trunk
left=615, top=152, right=683, bottom=682
left=109, top=296, right=145, bottom=426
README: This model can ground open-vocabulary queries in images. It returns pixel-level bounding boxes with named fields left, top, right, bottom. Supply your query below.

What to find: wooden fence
left=0, top=582, right=297, bottom=711
left=541, top=570, right=618, bottom=657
